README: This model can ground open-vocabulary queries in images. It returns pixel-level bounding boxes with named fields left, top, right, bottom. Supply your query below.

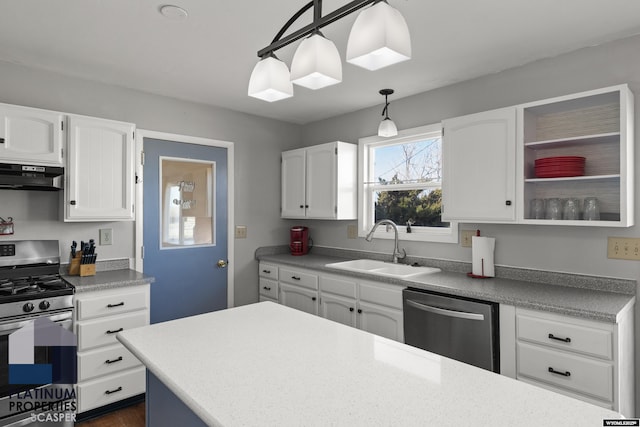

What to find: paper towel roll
left=472, top=236, right=495, bottom=277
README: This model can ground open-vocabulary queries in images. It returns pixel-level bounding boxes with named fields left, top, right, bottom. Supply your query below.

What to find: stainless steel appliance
left=403, top=288, right=499, bottom=373
left=0, top=240, right=75, bottom=427
left=0, top=163, right=64, bottom=191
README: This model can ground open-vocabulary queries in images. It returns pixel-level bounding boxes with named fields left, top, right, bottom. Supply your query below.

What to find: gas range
left=0, top=240, right=74, bottom=321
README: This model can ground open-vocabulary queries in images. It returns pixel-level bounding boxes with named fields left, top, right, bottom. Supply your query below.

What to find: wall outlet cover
left=460, top=230, right=475, bottom=247
left=99, top=228, right=113, bottom=246
left=607, top=237, right=640, bottom=260
left=347, top=224, right=358, bottom=239
left=235, top=225, right=247, bottom=239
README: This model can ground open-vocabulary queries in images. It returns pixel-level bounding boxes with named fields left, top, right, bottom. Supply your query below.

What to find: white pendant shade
left=378, top=118, right=398, bottom=137
left=290, top=33, right=342, bottom=90
left=346, top=1, right=411, bottom=71
left=248, top=56, right=293, bottom=102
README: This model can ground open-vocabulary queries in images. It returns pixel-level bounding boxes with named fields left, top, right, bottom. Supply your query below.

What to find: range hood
left=0, top=163, right=64, bottom=191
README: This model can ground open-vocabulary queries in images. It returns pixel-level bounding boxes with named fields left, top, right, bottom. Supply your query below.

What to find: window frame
left=357, top=123, right=458, bottom=243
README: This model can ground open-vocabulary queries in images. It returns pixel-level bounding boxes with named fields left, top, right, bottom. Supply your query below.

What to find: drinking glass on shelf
left=529, top=198, right=545, bottom=219
left=562, top=198, right=580, bottom=220
left=583, top=197, right=600, bottom=221
left=545, top=198, right=562, bottom=220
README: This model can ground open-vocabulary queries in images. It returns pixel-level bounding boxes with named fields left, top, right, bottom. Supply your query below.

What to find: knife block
left=68, top=252, right=96, bottom=276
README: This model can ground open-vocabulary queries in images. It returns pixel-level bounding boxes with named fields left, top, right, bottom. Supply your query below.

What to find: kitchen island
left=117, top=302, right=624, bottom=426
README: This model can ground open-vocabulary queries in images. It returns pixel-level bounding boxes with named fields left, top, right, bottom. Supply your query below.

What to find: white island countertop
left=117, top=302, right=624, bottom=427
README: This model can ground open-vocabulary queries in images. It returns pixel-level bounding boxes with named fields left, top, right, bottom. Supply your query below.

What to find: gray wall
left=0, top=60, right=302, bottom=306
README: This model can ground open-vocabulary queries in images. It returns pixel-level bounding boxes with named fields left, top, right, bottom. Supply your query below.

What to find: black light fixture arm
left=257, top=0, right=385, bottom=58
left=380, top=88, right=393, bottom=119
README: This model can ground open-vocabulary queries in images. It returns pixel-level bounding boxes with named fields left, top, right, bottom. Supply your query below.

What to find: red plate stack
left=534, top=156, right=585, bottom=178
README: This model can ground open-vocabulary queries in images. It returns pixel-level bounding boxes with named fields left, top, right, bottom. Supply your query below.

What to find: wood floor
left=76, top=402, right=145, bottom=427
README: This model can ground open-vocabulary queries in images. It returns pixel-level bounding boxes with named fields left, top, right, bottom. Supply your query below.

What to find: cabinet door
left=66, top=115, right=135, bottom=221
left=357, top=301, right=403, bottom=342
left=320, top=293, right=357, bottom=327
left=305, top=142, right=337, bottom=219
left=0, top=103, right=64, bottom=165
left=281, top=148, right=306, bottom=218
left=442, top=107, right=516, bottom=221
left=279, top=282, right=318, bottom=315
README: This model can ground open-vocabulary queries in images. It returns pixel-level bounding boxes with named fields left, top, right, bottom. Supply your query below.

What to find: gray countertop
left=64, top=268, right=154, bottom=293
left=258, top=252, right=635, bottom=323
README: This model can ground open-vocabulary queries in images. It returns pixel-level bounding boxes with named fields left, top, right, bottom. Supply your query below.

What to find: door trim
left=134, top=129, right=235, bottom=308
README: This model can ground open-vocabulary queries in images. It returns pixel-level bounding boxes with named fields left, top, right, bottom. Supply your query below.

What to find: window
left=358, top=124, right=458, bottom=243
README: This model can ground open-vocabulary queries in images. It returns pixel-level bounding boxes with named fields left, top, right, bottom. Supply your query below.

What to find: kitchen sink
left=325, top=259, right=441, bottom=279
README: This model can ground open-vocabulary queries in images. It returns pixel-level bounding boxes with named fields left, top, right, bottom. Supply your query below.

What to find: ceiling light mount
left=248, top=0, right=411, bottom=101
left=159, top=5, right=188, bottom=20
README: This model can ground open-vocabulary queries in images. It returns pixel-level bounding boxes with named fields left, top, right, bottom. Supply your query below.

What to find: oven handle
left=0, top=311, right=73, bottom=334
left=405, top=299, right=485, bottom=321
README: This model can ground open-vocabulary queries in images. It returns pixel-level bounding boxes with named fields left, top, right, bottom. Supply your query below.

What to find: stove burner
left=0, top=274, right=69, bottom=296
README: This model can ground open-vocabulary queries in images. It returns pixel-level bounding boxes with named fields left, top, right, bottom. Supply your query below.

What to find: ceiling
left=2, top=0, right=640, bottom=125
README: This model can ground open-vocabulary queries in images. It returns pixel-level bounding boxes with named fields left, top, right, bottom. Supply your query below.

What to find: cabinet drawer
left=516, top=311, right=613, bottom=360
left=320, top=275, right=357, bottom=298
left=517, top=342, right=613, bottom=402
left=77, top=311, right=148, bottom=351
left=259, top=263, right=278, bottom=280
left=279, top=267, right=318, bottom=290
left=359, top=281, right=402, bottom=309
left=77, top=366, right=145, bottom=413
left=76, top=286, right=149, bottom=321
left=78, top=344, right=142, bottom=382
left=259, top=278, right=278, bottom=300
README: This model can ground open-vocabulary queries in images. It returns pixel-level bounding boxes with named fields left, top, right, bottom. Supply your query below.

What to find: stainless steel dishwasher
left=403, top=288, right=500, bottom=373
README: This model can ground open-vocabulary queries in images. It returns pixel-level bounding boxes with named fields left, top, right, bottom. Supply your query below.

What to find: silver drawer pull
left=548, top=367, right=571, bottom=377
left=548, top=333, right=571, bottom=343
left=105, top=386, right=123, bottom=395
left=105, top=356, right=123, bottom=364
left=107, top=302, right=125, bottom=308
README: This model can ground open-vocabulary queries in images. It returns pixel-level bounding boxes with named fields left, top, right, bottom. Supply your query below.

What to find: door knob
left=216, top=259, right=228, bottom=268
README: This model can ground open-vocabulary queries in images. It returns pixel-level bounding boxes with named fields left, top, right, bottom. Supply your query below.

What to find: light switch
left=607, top=237, right=640, bottom=260
left=235, top=225, right=247, bottom=239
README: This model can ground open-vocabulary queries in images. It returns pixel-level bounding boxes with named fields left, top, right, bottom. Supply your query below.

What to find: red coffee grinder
left=290, top=226, right=310, bottom=256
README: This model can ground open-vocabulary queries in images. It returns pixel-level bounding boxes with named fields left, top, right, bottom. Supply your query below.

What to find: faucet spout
left=365, top=219, right=407, bottom=263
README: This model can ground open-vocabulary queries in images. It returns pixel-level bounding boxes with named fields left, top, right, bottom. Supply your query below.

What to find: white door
left=281, top=148, right=306, bottom=218
left=320, top=293, right=357, bottom=327
left=306, top=142, right=336, bottom=219
left=66, top=115, right=134, bottom=221
left=279, top=283, right=318, bottom=315
left=0, top=104, right=64, bottom=166
left=442, top=107, right=516, bottom=221
left=357, top=301, right=404, bottom=342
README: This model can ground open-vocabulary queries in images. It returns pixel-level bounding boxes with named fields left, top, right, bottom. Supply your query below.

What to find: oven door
left=0, top=311, right=75, bottom=427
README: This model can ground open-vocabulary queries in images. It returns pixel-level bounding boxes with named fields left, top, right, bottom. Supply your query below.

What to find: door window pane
left=161, top=158, right=214, bottom=248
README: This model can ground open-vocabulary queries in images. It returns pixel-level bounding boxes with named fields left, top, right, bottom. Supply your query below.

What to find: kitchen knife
left=71, top=241, right=77, bottom=258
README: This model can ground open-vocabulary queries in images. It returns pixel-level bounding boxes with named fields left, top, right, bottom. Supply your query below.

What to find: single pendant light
left=347, top=1, right=411, bottom=71
left=378, top=88, right=398, bottom=137
left=248, top=54, right=294, bottom=102
left=290, top=30, right=342, bottom=90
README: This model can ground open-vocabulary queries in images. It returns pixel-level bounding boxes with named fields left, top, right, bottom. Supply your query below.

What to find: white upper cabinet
left=65, top=115, right=135, bottom=221
left=0, top=103, right=65, bottom=166
left=442, top=107, right=517, bottom=222
left=517, top=84, right=634, bottom=227
left=281, top=141, right=357, bottom=220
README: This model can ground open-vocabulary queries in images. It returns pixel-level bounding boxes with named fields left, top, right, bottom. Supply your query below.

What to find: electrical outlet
left=461, top=230, right=475, bottom=247
left=347, top=224, right=358, bottom=239
left=99, top=228, right=113, bottom=246
left=235, top=225, right=247, bottom=239
left=607, top=237, right=640, bottom=260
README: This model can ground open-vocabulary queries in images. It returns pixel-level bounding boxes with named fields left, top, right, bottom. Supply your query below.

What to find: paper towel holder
left=467, top=230, right=492, bottom=279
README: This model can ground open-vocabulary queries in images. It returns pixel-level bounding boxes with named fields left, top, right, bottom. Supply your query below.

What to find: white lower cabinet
left=279, top=283, right=319, bottom=315
left=74, top=285, right=150, bottom=414
left=514, top=307, right=634, bottom=416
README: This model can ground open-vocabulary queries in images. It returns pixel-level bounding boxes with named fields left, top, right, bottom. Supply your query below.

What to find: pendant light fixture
left=248, top=54, right=294, bottom=102
left=378, top=88, right=398, bottom=137
left=347, top=1, right=411, bottom=71
left=290, top=31, right=342, bottom=90
left=248, top=0, right=411, bottom=102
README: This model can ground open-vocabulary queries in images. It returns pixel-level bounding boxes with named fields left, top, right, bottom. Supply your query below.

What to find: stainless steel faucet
left=365, top=219, right=407, bottom=263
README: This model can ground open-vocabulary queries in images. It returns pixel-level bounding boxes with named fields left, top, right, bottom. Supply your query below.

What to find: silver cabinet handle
left=406, top=299, right=485, bottom=321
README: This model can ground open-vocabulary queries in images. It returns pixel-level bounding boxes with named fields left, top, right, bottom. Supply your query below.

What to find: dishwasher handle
left=405, top=299, right=485, bottom=321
